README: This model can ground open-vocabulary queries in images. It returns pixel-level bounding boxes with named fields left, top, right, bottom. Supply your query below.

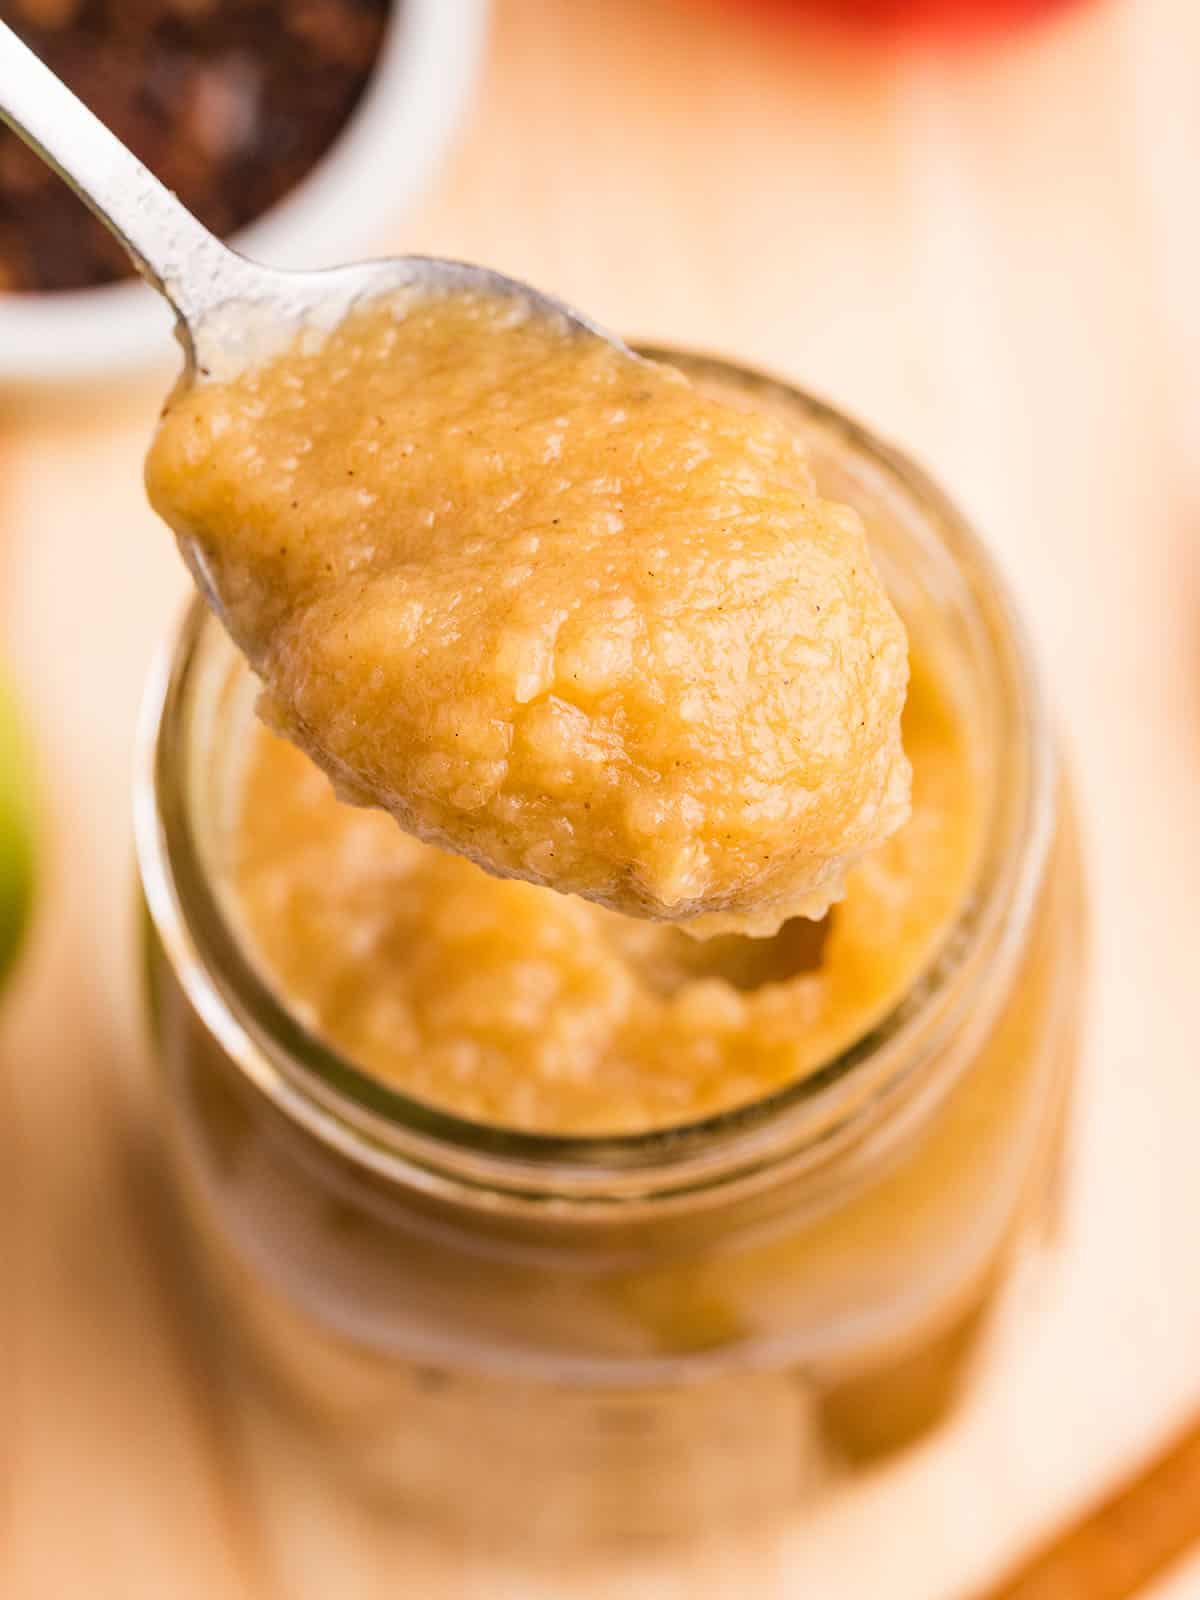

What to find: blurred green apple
left=0, top=668, right=34, bottom=987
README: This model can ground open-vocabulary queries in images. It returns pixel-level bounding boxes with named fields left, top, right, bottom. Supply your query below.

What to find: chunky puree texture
left=147, top=290, right=910, bottom=935
left=228, top=652, right=976, bottom=1134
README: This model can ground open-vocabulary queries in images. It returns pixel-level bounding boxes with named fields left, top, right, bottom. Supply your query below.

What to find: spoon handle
left=0, top=20, right=257, bottom=335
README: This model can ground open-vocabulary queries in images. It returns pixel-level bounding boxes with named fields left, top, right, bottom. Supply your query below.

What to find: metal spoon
left=0, top=19, right=611, bottom=383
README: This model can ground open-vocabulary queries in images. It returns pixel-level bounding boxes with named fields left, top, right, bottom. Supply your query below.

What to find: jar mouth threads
left=136, top=353, right=1053, bottom=1211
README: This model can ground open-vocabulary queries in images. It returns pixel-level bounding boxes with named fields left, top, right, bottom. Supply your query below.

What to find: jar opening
left=135, top=354, right=1054, bottom=1206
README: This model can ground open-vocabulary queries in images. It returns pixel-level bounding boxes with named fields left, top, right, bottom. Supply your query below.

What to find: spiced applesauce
left=141, top=352, right=1084, bottom=1536
left=146, top=288, right=910, bottom=936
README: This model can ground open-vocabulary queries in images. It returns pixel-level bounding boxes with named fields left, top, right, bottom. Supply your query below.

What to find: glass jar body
left=138, top=355, right=1086, bottom=1544
left=147, top=814, right=1081, bottom=1534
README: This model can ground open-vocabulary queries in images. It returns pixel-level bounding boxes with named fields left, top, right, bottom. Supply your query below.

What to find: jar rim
left=135, top=350, right=1055, bottom=1207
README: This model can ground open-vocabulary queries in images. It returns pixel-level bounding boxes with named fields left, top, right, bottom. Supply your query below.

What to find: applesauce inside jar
left=222, top=639, right=979, bottom=1135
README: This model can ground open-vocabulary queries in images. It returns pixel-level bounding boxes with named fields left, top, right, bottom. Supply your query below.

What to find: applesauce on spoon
left=146, top=287, right=910, bottom=936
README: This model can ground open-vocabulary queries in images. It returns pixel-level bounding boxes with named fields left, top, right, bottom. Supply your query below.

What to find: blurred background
left=0, top=1, right=1197, bottom=1596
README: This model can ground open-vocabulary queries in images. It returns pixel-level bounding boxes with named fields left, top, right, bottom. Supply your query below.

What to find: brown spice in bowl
left=0, top=0, right=393, bottom=293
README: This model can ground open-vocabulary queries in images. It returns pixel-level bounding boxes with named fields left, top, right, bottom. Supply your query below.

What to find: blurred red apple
left=716, top=0, right=1086, bottom=39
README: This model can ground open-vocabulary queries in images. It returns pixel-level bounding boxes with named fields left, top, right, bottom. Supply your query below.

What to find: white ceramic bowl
left=0, top=0, right=489, bottom=390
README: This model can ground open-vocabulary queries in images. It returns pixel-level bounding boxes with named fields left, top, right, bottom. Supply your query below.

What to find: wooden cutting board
left=3, top=1, right=1200, bottom=1595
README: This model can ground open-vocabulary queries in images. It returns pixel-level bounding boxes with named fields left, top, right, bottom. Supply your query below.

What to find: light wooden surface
left=3, top=1, right=1200, bottom=1594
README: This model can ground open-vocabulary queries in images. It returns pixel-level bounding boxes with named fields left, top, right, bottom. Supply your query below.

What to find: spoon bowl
left=182, top=255, right=617, bottom=386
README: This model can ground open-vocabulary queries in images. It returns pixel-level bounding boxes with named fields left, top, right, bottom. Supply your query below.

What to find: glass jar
left=136, top=352, right=1085, bottom=1547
